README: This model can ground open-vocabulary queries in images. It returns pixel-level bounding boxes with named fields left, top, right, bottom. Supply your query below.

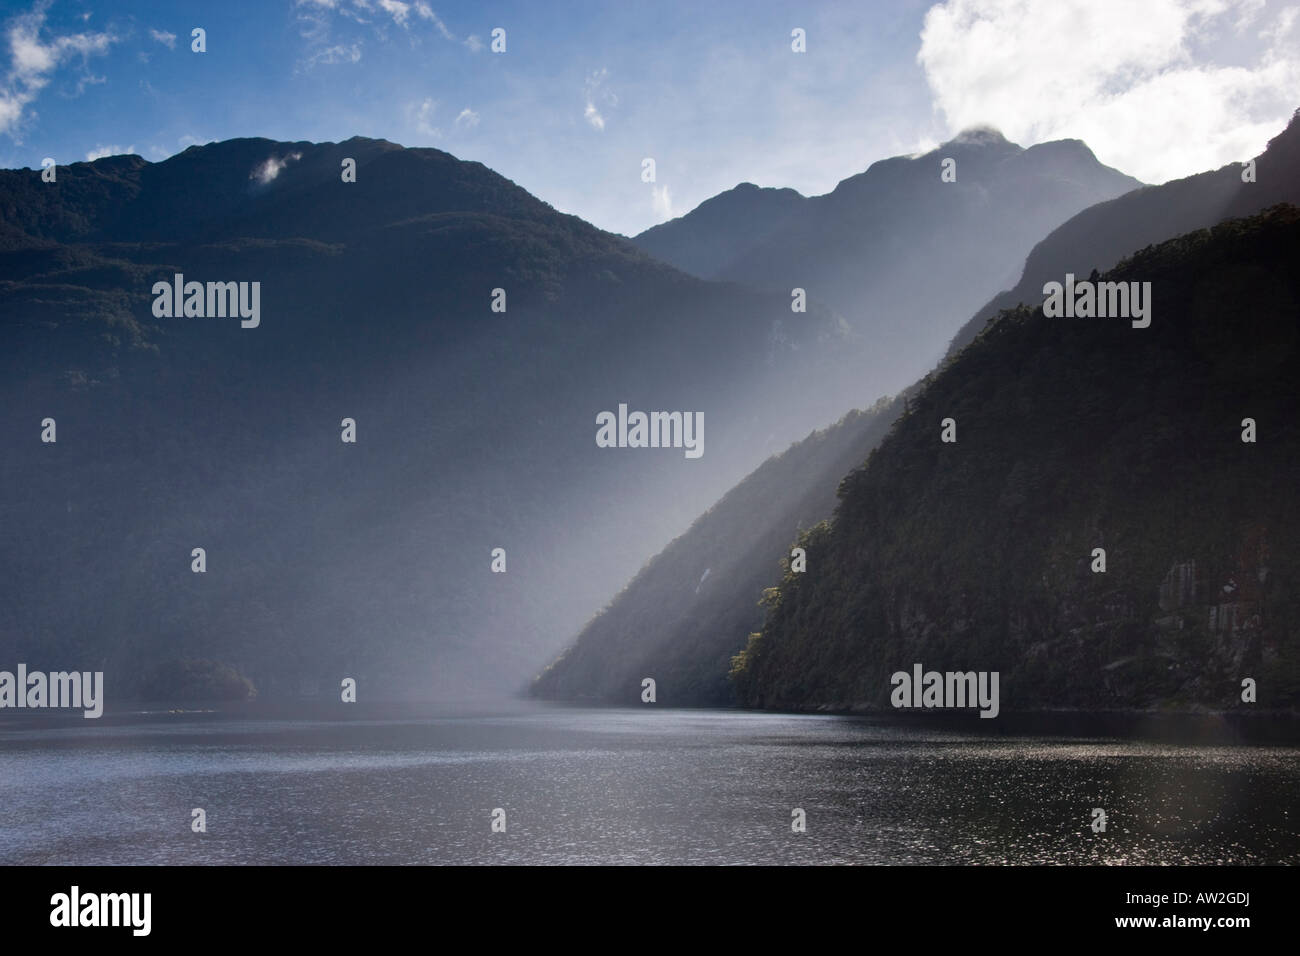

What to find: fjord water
left=1, top=706, right=1296, bottom=865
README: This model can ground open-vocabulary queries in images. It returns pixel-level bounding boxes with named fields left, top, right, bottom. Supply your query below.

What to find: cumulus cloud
left=917, top=0, right=1300, bottom=184
left=454, top=107, right=479, bottom=128
left=86, top=143, right=134, bottom=161
left=250, top=151, right=303, bottom=185
left=0, top=2, right=117, bottom=139
left=149, top=29, right=176, bottom=49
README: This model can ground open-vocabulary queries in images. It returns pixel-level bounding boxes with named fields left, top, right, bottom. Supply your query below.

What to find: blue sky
left=2, top=0, right=1298, bottom=235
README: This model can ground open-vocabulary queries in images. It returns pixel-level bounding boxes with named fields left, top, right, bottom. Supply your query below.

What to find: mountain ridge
left=733, top=204, right=1300, bottom=713
left=0, top=134, right=858, bottom=701
left=537, top=110, right=1300, bottom=711
left=946, top=108, right=1300, bottom=358
left=631, top=128, right=1143, bottom=398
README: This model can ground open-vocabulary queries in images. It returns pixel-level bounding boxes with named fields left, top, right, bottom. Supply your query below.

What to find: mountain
left=0, top=137, right=863, bottom=701
left=632, top=183, right=806, bottom=280
left=947, top=109, right=1300, bottom=357
left=732, top=205, right=1300, bottom=713
left=536, top=112, right=1300, bottom=711
left=531, top=394, right=907, bottom=705
left=633, top=129, right=1142, bottom=397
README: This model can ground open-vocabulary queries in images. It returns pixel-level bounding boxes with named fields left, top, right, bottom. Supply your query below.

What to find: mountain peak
left=722, top=181, right=802, bottom=200
left=948, top=125, right=1014, bottom=148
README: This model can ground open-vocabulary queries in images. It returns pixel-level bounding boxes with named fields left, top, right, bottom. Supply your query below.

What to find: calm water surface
left=1, top=706, right=1296, bottom=864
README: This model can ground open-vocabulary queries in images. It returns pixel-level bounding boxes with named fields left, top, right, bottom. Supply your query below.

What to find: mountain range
left=8, top=112, right=1291, bottom=709
left=634, top=128, right=1142, bottom=397
left=0, top=126, right=1146, bottom=700
left=538, top=110, right=1300, bottom=712
left=1, top=136, right=851, bottom=698
left=734, top=203, right=1300, bottom=712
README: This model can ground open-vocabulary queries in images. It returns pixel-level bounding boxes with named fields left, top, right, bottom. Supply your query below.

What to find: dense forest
left=732, top=206, right=1300, bottom=713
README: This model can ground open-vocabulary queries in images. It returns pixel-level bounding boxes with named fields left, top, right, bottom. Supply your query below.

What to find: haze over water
left=2, top=706, right=1296, bottom=865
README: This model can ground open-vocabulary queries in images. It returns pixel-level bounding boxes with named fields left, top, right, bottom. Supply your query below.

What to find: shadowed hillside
left=532, top=394, right=908, bottom=705
left=538, top=111, right=1300, bottom=713
left=946, top=109, right=1300, bottom=357
left=0, top=137, right=861, bottom=700
left=733, top=206, right=1300, bottom=713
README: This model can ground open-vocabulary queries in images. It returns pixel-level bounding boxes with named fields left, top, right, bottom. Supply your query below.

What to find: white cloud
left=301, top=0, right=486, bottom=51
left=0, top=2, right=117, bottom=138
left=71, top=71, right=104, bottom=95
left=917, top=0, right=1300, bottom=184
left=301, top=42, right=362, bottom=69
left=413, top=3, right=439, bottom=28
left=413, top=2, right=480, bottom=50
left=1259, top=4, right=1299, bottom=41
left=86, top=143, right=134, bottom=161
left=651, top=184, right=673, bottom=220
left=414, top=3, right=455, bottom=41
left=293, top=0, right=359, bottom=49
left=413, top=97, right=440, bottom=137
left=379, top=0, right=411, bottom=27
left=584, top=68, right=615, bottom=131
left=250, top=151, right=303, bottom=185
left=149, top=29, right=176, bottom=49
left=454, top=107, right=479, bottom=128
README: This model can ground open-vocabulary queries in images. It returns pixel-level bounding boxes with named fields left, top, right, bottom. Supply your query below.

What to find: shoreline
left=2, top=697, right=1299, bottom=743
